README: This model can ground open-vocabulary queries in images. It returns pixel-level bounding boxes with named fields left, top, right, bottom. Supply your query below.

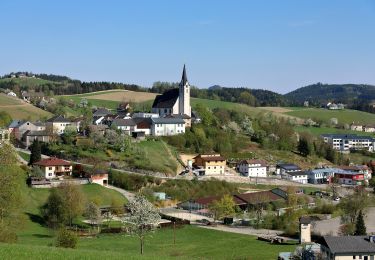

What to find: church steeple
left=180, top=64, right=188, bottom=86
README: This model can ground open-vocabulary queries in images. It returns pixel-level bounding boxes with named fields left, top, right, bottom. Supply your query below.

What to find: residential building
left=151, top=117, right=185, bottom=136
left=23, top=130, right=52, bottom=147
left=0, top=128, right=10, bottom=144
left=282, top=171, right=308, bottom=184
left=193, top=154, right=226, bottom=175
left=321, top=236, right=375, bottom=260
left=336, top=171, right=365, bottom=185
left=340, top=165, right=372, bottom=180
left=33, top=157, right=72, bottom=179
left=307, top=168, right=338, bottom=184
left=351, top=123, right=363, bottom=132
left=88, top=171, right=108, bottom=186
left=364, top=125, right=375, bottom=133
left=152, top=65, right=191, bottom=118
left=133, top=117, right=152, bottom=136
left=322, top=134, right=375, bottom=152
left=45, top=115, right=72, bottom=135
left=237, top=159, right=267, bottom=177
left=93, top=108, right=112, bottom=117
left=111, top=118, right=137, bottom=135
left=276, top=163, right=301, bottom=175
left=8, top=120, right=38, bottom=140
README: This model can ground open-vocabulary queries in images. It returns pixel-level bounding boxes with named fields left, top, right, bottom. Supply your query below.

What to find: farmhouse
left=46, top=115, right=72, bottom=135
left=321, top=236, right=375, bottom=260
left=33, top=157, right=72, bottom=179
left=133, top=117, right=152, bottom=136
left=193, top=154, right=226, bottom=175
left=151, top=117, right=185, bottom=136
left=322, top=134, right=375, bottom=152
left=8, top=120, right=38, bottom=140
left=23, top=130, right=52, bottom=147
left=151, top=65, right=191, bottom=125
left=237, top=159, right=267, bottom=177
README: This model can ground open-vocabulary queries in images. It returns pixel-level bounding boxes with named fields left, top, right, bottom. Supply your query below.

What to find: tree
left=0, top=111, right=12, bottom=127
left=29, top=139, right=41, bottom=165
left=298, top=136, right=311, bottom=157
left=41, top=188, right=67, bottom=228
left=209, top=194, right=236, bottom=222
left=84, top=201, right=102, bottom=228
left=125, top=195, right=161, bottom=255
left=56, top=228, right=78, bottom=248
left=340, top=188, right=370, bottom=224
left=238, top=91, right=256, bottom=106
left=30, top=166, right=44, bottom=178
left=354, top=210, right=366, bottom=235
left=58, top=182, right=85, bottom=226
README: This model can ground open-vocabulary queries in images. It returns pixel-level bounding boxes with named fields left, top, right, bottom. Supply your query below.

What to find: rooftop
left=151, top=117, right=185, bottom=124
left=277, top=163, right=301, bottom=170
left=46, top=115, right=71, bottom=123
left=322, top=236, right=375, bottom=254
left=33, top=157, right=71, bottom=167
left=152, top=88, right=179, bottom=109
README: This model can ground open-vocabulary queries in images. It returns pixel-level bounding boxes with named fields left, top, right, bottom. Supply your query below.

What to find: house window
left=49, top=173, right=52, bottom=176
left=49, top=167, right=52, bottom=170
left=164, top=109, right=167, bottom=113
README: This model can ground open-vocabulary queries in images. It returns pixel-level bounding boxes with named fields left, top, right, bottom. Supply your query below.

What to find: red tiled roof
left=33, top=157, right=71, bottom=167
left=339, top=165, right=368, bottom=171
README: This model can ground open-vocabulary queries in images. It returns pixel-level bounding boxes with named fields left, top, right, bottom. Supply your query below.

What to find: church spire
left=181, top=64, right=188, bottom=86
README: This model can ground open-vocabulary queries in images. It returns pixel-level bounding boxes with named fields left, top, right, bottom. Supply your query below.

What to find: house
left=327, top=102, right=345, bottom=110
left=33, top=157, right=72, bottom=179
left=340, top=165, right=372, bottom=180
left=336, top=171, right=365, bottom=185
left=237, top=159, right=267, bottom=177
left=276, top=163, right=301, bottom=175
left=321, top=236, right=375, bottom=260
left=46, top=115, right=72, bottom=135
left=8, top=120, right=38, bottom=140
left=364, top=125, right=375, bottom=133
left=93, top=108, right=112, bottom=117
left=322, top=134, right=375, bottom=153
left=151, top=117, right=185, bottom=136
left=133, top=118, right=152, bottom=136
left=111, top=118, right=137, bottom=135
left=0, top=128, right=10, bottom=144
left=351, top=123, right=364, bottom=132
left=23, top=130, right=52, bottom=147
left=282, top=171, right=308, bottom=184
left=152, top=65, right=191, bottom=125
left=193, top=154, right=226, bottom=175
left=34, top=121, right=46, bottom=131
left=117, top=102, right=131, bottom=112
left=299, top=216, right=312, bottom=244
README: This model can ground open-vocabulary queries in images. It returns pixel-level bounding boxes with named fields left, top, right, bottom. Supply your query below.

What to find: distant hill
left=285, top=83, right=375, bottom=110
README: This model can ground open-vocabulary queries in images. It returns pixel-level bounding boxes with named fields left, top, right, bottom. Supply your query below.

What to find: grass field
left=3, top=225, right=297, bottom=259
left=294, top=125, right=374, bottom=137
left=18, top=151, right=30, bottom=162
left=0, top=77, right=56, bottom=87
left=0, top=94, right=51, bottom=120
left=284, top=107, right=375, bottom=125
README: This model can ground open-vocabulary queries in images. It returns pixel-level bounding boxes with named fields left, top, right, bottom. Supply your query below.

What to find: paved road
left=106, top=184, right=135, bottom=202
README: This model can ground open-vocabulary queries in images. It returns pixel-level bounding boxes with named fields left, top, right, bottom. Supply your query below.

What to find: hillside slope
left=285, top=83, right=375, bottom=107
left=0, top=94, right=51, bottom=120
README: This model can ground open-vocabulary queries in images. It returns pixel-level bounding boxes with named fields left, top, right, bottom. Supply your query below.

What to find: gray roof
left=152, top=117, right=185, bottom=124
left=93, top=108, right=112, bottom=117
left=112, top=118, right=136, bottom=127
left=8, top=120, right=24, bottom=128
left=152, top=88, right=179, bottom=109
left=25, top=130, right=51, bottom=136
left=276, top=163, right=301, bottom=171
left=46, top=115, right=71, bottom=123
left=321, top=134, right=375, bottom=141
left=180, top=64, right=188, bottom=86
left=286, top=170, right=307, bottom=177
left=323, top=236, right=375, bottom=254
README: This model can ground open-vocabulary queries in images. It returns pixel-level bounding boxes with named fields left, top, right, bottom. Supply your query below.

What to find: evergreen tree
left=29, top=140, right=41, bottom=165
left=354, top=210, right=367, bottom=235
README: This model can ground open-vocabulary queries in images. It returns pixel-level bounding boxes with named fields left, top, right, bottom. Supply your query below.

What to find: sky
left=0, top=0, right=375, bottom=94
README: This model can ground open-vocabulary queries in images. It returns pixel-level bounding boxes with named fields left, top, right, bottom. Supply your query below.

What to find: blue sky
left=0, top=0, right=374, bottom=93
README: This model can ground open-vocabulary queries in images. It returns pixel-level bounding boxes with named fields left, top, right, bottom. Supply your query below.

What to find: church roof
left=152, top=88, right=179, bottom=109
left=180, top=64, right=188, bottom=86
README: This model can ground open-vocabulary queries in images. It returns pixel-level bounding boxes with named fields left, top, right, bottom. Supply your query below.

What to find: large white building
left=152, top=65, right=191, bottom=118
left=237, top=159, right=267, bottom=177
left=151, top=118, right=185, bottom=136
left=321, top=134, right=375, bottom=152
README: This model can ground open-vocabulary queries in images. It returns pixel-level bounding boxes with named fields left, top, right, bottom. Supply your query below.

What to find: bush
left=56, top=228, right=78, bottom=249
left=0, top=224, right=18, bottom=243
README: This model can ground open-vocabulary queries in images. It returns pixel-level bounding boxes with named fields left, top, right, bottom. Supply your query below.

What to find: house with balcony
left=193, top=154, right=226, bottom=175
left=237, top=159, right=268, bottom=177
left=33, top=157, right=72, bottom=179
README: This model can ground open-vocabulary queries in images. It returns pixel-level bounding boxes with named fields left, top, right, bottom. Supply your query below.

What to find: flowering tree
left=125, top=195, right=161, bottom=254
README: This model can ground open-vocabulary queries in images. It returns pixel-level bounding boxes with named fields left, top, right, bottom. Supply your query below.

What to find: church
left=152, top=65, right=192, bottom=126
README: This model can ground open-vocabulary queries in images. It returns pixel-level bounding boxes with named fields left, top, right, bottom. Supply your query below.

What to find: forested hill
left=285, top=83, right=375, bottom=111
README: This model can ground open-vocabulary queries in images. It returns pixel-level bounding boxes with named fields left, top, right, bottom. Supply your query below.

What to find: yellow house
left=33, top=157, right=72, bottom=179
left=193, top=154, right=226, bottom=175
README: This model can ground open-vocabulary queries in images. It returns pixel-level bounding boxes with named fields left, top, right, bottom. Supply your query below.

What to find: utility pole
left=173, top=221, right=176, bottom=245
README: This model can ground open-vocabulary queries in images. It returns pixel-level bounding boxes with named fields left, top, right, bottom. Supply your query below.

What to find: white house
left=45, top=115, right=72, bottom=135
left=33, top=157, right=72, bottom=179
left=276, top=163, right=301, bottom=176
left=237, top=159, right=267, bottom=177
left=132, top=112, right=159, bottom=119
left=283, top=171, right=308, bottom=184
left=151, top=118, right=185, bottom=136
left=111, top=118, right=137, bottom=135
left=7, top=91, right=17, bottom=97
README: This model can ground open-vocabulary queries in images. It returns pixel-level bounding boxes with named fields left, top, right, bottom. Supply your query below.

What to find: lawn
left=10, top=225, right=297, bottom=259
left=0, top=93, right=51, bottom=120
left=17, top=184, right=127, bottom=246
left=294, top=125, right=374, bottom=137
left=285, top=107, right=375, bottom=125
left=18, top=151, right=30, bottom=162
